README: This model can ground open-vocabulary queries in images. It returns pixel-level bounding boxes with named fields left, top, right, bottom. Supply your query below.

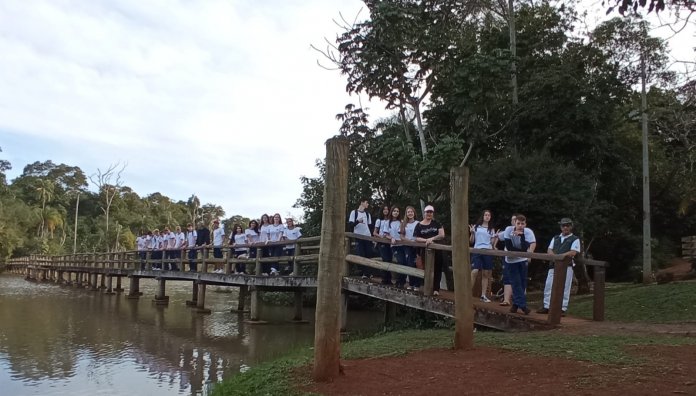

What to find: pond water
left=0, top=274, right=382, bottom=395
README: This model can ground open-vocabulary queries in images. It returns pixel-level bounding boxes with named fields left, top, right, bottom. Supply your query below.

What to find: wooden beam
left=313, top=137, right=349, bottom=382
left=450, top=166, right=474, bottom=350
left=345, top=254, right=424, bottom=278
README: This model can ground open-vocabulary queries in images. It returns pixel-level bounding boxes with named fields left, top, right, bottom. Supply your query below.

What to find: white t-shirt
left=284, top=227, right=302, bottom=248
left=245, top=228, right=259, bottom=244
left=175, top=232, right=186, bottom=248
left=403, top=221, right=419, bottom=241
left=212, top=226, right=225, bottom=246
left=186, top=230, right=197, bottom=247
left=388, top=220, right=402, bottom=240
left=268, top=224, right=285, bottom=242
left=379, top=218, right=391, bottom=238
left=348, top=209, right=371, bottom=236
left=503, top=227, right=536, bottom=263
left=136, top=236, right=148, bottom=251
left=473, top=225, right=495, bottom=249
left=233, top=233, right=248, bottom=252
left=548, top=234, right=581, bottom=252
left=150, top=235, right=162, bottom=249
left=259, top=224, right=271, bottom=242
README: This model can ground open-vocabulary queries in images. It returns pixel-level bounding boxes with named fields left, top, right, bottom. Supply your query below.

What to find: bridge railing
left=345, top=232, right=607, bottom=325
left=6, top=236, right=321, bottom=277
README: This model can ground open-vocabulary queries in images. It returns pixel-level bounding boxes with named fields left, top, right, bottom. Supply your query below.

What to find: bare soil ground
left=302, top=345, right=696, bottom=395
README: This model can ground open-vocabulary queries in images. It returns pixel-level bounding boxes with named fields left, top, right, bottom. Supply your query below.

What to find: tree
left=89, top=162, right=126, bottom=251
left=0, top=147, right=10, bottom=188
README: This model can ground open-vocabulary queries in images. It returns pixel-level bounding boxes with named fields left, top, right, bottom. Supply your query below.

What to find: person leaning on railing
left=400, top=205, right=421, bottom=291
left=469, top=210, right=498, bottom=303
left=414, top=205, right=446, bottom=296
left=348, top=198, right=374, bottom=279
left=282, top=218, right=302, bottom=275
left=503, top=214, right=536, bottom=315
left=536, top=218, right=581, bottom=316
left=185, top=223, right=197, bottom=272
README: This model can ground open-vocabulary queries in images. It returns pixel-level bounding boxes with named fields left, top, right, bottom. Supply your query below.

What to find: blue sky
left=0, top=0, right=693, bottom=221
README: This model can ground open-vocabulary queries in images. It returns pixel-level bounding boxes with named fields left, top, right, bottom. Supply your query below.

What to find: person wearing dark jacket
left=196, top=222, right=211, bottom=249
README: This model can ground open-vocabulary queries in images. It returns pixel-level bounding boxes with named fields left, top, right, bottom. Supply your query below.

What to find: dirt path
left=302, top=345, right=696, bottom=395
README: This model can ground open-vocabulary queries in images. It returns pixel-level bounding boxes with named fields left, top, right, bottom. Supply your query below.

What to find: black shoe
left=536, top=307, right=549, bottom=314
left=509, top=304, right=518, bottom=313
left=521, top=307, right=531, bottom=315
left=561, top=310, right=567, bottom=317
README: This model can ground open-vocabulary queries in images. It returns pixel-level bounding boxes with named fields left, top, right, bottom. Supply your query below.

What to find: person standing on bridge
left=212, top=219, right=225, bottom=273
left=348, top=198, right=374, bottom=278
left=267, top=213, right=286, bottom=275
left=136, top=230, right=149, bottom=270
left=414, top=205, right=446, bottom=296
left=470, top=210, right=497, bottom=303
left=400, top=206, right=421, bottom=291
left=150, top=229, right=162, bottom=270
left=283, top=218, right=302, bottom=275
left=537, top=218, right=580, bottom=316
left=172, top=225, right=185, bottom=271
left=386, top=206, right=403, bottom=287
left=503, top=214, right=536, bottom=315
left=376, top=206, right=396, bottom=285
left=231, top=224, right=248, bottom=273
left=498, top=214, right=518, bottom=306
left=185, top=223, right=198, bottom=272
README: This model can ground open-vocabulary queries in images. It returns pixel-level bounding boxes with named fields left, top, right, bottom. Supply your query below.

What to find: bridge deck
left=20, top=264, right=584, bottom=331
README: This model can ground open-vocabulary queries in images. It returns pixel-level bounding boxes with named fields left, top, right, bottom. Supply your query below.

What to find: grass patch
left=569, top=281, right=696, bottom=323
left=211, top=328, right=696, bottom=395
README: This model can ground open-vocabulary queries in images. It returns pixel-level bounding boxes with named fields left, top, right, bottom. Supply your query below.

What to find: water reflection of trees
left=0, top=279, right=256, bottom=395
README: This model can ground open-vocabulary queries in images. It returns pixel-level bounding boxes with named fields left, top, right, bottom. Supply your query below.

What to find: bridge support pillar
left=186, top=281, right=199, bottom=306
left=90, top=273, right=99, bottom=291
left=196, top=283, right=211, bottom=314
left=153, top=278, right=169, bottom=305
left=384, top=302, right=397, bottom=329
left=115, top=276, right=124, bottom=292
left=291, top=289, right=307, bottom=323
left=105, top=275, right=115, bottom=295
left=127, top=277, right=141, bottom=299
left=231, top=285, right=248, bottom=313
left=99, top=273, right=107, bottom=290
left=249, top=287, right=264, bottom=322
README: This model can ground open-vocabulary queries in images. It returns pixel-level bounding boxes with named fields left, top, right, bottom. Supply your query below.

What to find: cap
left=558, top=218, right=573, bottom=225
left=424, top=205, right=435, bottom=212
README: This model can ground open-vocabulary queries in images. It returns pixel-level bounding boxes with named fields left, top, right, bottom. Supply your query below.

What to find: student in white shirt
left=185, top=223, right=198, bottom=272
left=231, top=224, right=248, bottom=273
left=469, top=210, right=498, bottom=303
left=136, top=230, right=149, bottom=270
left=170, top=225, right=184, bottom=271
left=212, top=219, right=225, bottom=273
left=282, top=218, right=302, bottom=275
left=498, top=214, right=518, bottom=307
left=400, top=206, right=421, bottom=291
left=150, top=229, right=162, bottom=269
left=503, top=214, right=536, bottom=315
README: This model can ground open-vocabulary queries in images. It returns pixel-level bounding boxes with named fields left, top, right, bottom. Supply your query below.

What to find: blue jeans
left=379, top=243, right=393, bottom=284
left=404, top=246, right=422, bottom=288
left=507, top=261, right=528, bottom=308
left=188, top=249, right=197, bottom=272
left=393, top=246, right=408, bottom=287
left=139, top=251, right=146, bottom=270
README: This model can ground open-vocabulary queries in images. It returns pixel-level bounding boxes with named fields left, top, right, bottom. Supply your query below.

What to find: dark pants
left=379, top=243, right=393, bottom=284
left=139, top=251, right=146, bottom=270
left=284, top=247, right=295, bottom=275
left=213, top=247, right=223, bottom=258
left=151, top=250, right=162, bottom=269
left=508, top=261, right=528, bottom=308
left=188, top=249, right=197, bottom=272
left=169, top=250, right=180, bottom=271
left=404, top=246, right=422, bottom=288
left=234, top=251, right=247, bottom=273
left=393, top=246, right=407, bottom=287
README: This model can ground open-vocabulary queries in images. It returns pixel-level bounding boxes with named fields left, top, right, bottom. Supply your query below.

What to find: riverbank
left=212, top=281, right=696, bottom=395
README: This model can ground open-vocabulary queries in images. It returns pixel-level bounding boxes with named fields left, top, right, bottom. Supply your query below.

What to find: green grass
left=568, top=281, right=696, bottom=323
left=211, top=329, right=696, bottom=396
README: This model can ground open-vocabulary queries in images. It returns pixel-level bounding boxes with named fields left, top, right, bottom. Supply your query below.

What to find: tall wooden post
left=313, top=137, right=349, bottom=382
left=450, top=166, right=474, bottom=350
left=548, top=256, right=571, bottom=325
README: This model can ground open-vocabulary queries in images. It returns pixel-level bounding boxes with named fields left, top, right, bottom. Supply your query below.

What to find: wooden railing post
left=593, top=265, right=606, bottom=321
left=313, top=137, right=349, bottom=382
left=423, top=249, right=435, bottom=296
left=451, top=166, right=474, bottom=350
left=548, top=256, right=571, bottom=325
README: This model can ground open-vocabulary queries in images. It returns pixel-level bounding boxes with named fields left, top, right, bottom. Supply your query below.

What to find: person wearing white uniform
left=185, top=223, right=198, bottom=272
left=212, top=219, right=225, bottom=273
left=170, top=225, right=185, bottom=271
left=399, top=206, right=420, bottom=290
left=136, top=231, right=150, bottom=270
left=267, top=213, right=286, bottom=275
left=150, top=229, right=163, bottom=269
left=537, top=218, right=581, bottom=315
left=469, top=210, right=498, bottom=303
left=498, top=214, right=518, bottom=307
left=230, top=224, right=248, bottom=273
left=503, top=214, right=536, bottom=315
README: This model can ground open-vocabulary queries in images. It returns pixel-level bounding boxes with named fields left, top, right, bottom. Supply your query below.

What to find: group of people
left=135, top=213, right=302, bottom=276
left=347, top=198, right=581, bottom=315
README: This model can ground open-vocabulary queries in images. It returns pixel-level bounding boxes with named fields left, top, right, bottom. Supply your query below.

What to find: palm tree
left=34, top=179, right=55, bottom=238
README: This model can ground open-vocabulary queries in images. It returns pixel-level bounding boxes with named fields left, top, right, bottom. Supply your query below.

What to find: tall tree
left=89, top=162, right=126, bottom=252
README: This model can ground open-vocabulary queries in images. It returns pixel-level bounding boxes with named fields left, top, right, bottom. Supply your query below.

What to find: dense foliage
left=0, top=158, right=250, bottom=257
left=297, top=0, right=696, bottom=280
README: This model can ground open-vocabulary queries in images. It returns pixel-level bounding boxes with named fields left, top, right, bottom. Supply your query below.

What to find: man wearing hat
left=537, top=218, right=581, bottom=315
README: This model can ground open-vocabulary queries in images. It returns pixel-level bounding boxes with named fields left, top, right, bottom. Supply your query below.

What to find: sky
left=0, top=0, right=693, bottom=221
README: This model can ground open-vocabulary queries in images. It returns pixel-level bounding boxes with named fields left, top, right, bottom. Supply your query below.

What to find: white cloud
left=0, top=0, right=385, bottom=219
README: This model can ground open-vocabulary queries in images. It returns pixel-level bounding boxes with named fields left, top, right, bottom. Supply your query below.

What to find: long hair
left=248, top=220, right=259, bottom=233
left=401, top=205, right=417, bottom=235
left=380, top=205, right=390, bottom=220
left=475, top=210, right=493, bottom=232
left=388, top=206, right=401, bottom=228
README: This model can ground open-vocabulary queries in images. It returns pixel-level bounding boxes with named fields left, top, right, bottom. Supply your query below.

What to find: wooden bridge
left=3, top=232, right=607, bottom=332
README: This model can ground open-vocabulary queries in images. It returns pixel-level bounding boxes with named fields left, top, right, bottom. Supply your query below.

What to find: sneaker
left=433, top=290, right=440, bottom=296
left=361, top=275, right=368, bottom=279
left=536, top=307, right=549, bottom=314
left=412, top=287, right=419, bottom=292
left=480, top=296, right=491, bottom=303
left=521, top=307, right=531, bottom=315
left=406, top=286, right=413, bottom=291
left=561, top=310, right=567, bottom=317
left=270, top=269, right=280, bottom=276
left=509, top=304, right=518, bottom=313
left=262, top=273, right=269, bottom=276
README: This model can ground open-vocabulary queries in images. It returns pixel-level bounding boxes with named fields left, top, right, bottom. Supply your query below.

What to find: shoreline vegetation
left=212, top=281, right=696, bottom=396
